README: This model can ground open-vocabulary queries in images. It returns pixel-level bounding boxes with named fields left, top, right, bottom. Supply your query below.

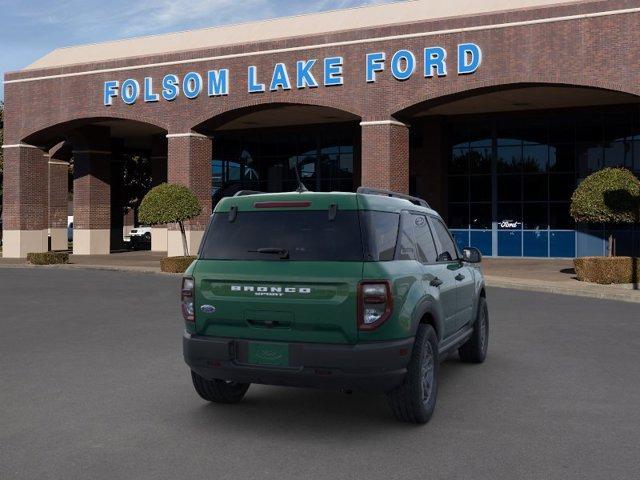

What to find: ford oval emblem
left=200, top=305, right=216, bottom=314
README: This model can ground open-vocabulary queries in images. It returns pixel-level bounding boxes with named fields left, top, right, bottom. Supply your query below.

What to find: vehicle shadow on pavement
left=181, top=358, right=470, bottom=433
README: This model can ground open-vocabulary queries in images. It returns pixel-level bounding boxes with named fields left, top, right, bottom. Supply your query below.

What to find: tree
left=570, top=168, right=640, bottom=256
left=121, top=153, right=152, bottom=223
left=138, top=183, right=202, bottom=256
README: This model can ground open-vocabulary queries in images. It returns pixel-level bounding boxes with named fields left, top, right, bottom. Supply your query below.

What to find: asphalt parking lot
left=1, top=268, right=639, bottom=480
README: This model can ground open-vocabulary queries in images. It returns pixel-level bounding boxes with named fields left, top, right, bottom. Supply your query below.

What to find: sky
left=0, top=0, right=400, bottom=100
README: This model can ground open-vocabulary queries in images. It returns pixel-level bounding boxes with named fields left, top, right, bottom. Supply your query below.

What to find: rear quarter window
left=361, top=211, right=400, bottom=261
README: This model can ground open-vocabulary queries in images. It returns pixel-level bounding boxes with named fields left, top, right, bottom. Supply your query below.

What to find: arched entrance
left=193, top=103, right=361, bottom=207
left=3, top=118, right=167, bottom=257
left=398, top=84, right=640, bottom=258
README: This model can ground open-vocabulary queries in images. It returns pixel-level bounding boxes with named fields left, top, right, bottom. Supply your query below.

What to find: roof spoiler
left=357, top=187, right=430, bottom=209
left=233, top=190, right=265, bottom=197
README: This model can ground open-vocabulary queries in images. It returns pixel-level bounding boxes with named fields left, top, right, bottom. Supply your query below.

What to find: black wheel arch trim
left=410, top=299, right=444, bottom=341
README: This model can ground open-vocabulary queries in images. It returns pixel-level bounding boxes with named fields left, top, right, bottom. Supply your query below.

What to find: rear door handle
left=455, top=274, right=466, bottom=281
left=429, top=277, right=443, bottom=287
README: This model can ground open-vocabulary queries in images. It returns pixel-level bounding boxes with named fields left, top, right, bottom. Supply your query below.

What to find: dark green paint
left=186, top=191, right=485, bottom=347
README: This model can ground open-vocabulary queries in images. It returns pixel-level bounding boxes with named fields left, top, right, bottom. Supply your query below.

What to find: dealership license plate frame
left=247, top=342, right=290, bottom=367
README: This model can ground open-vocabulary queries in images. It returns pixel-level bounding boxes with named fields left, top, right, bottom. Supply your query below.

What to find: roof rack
left=233, top=190, right=265, bottom=197
left=356, top=187, right=430, bottom=209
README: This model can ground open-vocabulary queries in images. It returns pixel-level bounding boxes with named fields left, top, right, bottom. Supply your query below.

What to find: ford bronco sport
left=182, top=187, right=488, bottom=423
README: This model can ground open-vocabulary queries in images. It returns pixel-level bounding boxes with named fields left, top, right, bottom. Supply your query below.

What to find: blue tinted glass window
left=451, top=230, right=470, bottom=254
left=604, top=141, right=633, bottom=168
left=551, top=231, right=576, bottom=258
left=498, top=231, right=522, bottom=257
left=497, top=146, right=522, bottom=173
left=523, top=231, right=548, bottom=257
left=469, top=147, right=492, bottom=174
left=470, top=230, right=492, bottom=256
left=523, top=144, right=548, bottom=173
left=450, top=148, right=469, bottom=174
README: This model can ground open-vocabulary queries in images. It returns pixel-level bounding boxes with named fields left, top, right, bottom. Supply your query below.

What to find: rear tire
left=459, top=297, right=489, bottom=363
left=386, top=324, right=439, bottom=424
left=191, top=371, right=250, bottom=404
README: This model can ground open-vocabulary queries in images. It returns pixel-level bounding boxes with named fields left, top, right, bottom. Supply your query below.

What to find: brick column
left=166, top=133, right=212, bottom=257
left=48, top=159, right=69, bottom=251
left=48, top=142, right=71, bottom=252
left=71, top=127, right=112, bottom=255
left=409, top=119, right=446, bottom=214
left=150, top=134, right=168, bottom=252
left=360, top=120, right=410, bottom=193
left=1, top=143, right=49, bottom=258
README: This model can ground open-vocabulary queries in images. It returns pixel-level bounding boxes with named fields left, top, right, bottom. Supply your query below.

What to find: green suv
left=182, top=188, right=488, bottom=423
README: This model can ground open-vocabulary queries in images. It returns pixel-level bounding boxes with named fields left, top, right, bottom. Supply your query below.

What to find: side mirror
left=462, top=247, right=482, bottom=264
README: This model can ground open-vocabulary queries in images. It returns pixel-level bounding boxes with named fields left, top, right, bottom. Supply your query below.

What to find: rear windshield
left=200, top=209, right=401, bottom=262
left=200, top=210, right=364, bottom=261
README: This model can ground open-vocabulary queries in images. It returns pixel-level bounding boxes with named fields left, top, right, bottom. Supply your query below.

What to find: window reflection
left=446, top=105, right=639, bottom=257
left=211, top=125, right=357, bottom=205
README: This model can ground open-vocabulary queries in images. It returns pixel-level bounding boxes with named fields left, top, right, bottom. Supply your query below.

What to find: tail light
left=358, top=281, right=393, bottom=330
left=181, top=277, right=195, bottom=323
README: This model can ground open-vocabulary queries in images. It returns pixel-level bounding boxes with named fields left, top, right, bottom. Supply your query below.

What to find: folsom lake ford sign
left=103, top=43, right=482, bottom=106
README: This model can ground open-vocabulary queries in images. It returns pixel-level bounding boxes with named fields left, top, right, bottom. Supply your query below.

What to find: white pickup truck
left=125, top=226, right=152, bottom=249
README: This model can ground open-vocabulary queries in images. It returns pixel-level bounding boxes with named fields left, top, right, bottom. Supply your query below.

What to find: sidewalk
left=1, top=251, right=639, bottom=303
left=0, top=250, right=164, bottom=274
left=481, top=258, right=640, bottom=304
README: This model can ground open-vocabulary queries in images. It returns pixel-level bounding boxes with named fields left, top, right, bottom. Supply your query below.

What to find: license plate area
left=247, top=342, right=290, bottom=367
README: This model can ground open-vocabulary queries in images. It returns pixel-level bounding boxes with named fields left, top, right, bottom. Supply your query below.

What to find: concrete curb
left=0, top=263, right=181, bottom=276
left=485, top=275, right=640, bottom=304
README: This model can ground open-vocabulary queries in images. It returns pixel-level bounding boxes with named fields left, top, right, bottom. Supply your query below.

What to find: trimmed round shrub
left=574, top=256, right=640, bottom=284
left=570, top=168, right=640, bottom=224
left=139, top=183, right=202, bottom=226
left=160, top=256, right=197, bottom=273
left=27, top=252, right=69, bottom=265
left=139, top=183, right=202, bottom=256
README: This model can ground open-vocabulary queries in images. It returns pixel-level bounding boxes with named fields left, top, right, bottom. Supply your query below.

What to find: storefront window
left=445, top=105, right=640, bottom=257
left=211, top=124, right=358, bottom=205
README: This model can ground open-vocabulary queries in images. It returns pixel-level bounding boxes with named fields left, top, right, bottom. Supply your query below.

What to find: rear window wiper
left=248, top=247, right=290, bottom=260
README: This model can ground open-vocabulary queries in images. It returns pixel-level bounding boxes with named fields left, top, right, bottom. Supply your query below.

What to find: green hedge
left=160, top=256, right=196, bottom=273
left=27, top=252, right=69, bottom=265
left=574, top=257, right=640, bottom=284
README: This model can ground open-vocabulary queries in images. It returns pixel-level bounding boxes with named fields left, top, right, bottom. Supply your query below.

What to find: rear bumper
left=183, top=333, right=414, bottom=394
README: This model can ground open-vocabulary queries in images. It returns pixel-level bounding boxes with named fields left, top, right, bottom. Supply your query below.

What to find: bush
left=574, top=256, right=640, bottom=284
left=160, top=256, right=196, bottom=273
left=570, top=168, right=640, bottom=224
left=27, top=252, right=69, bottom=265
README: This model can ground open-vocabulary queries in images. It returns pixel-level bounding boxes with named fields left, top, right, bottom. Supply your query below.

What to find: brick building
left=2, top=0, right=640, bottom=258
